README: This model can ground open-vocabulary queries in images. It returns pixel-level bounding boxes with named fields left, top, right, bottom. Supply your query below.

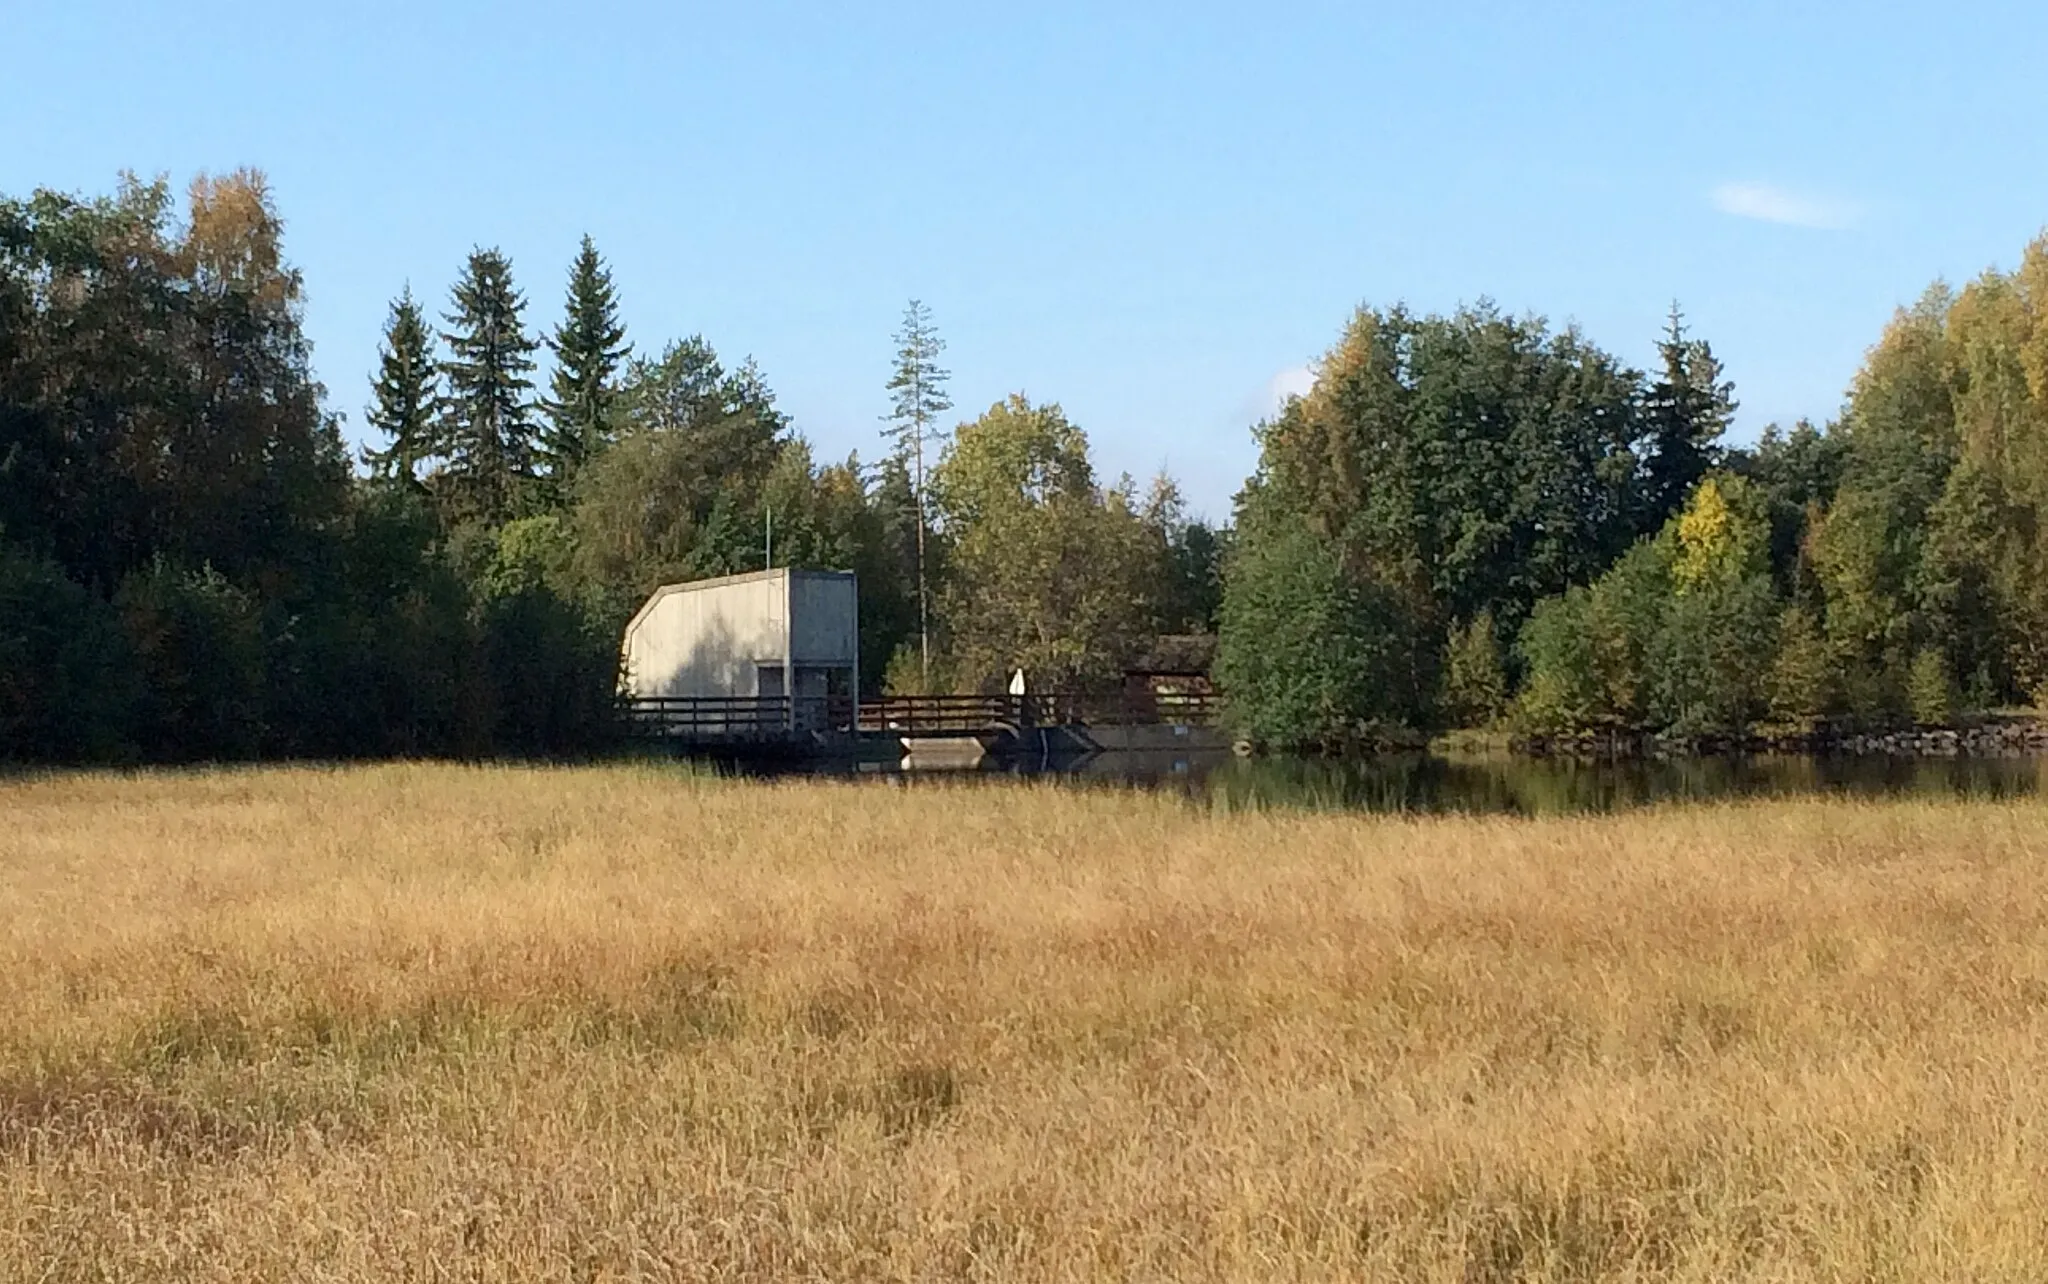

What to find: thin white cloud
left=1711, top=181, right=1860, bottom=231
left=1230, top=366, right=1316, bottom=430
left=1266, top=365, right=1315, bottom=413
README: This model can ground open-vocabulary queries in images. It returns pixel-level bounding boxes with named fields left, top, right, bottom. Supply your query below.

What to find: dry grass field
left=3, top=763, right=2047, bottom=1281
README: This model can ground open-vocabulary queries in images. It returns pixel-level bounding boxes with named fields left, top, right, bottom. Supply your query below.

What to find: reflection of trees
left=1192, top=753, right=2046, bottom=818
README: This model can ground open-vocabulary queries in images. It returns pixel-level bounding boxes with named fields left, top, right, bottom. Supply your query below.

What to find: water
left=800, top=749, right=2048, bottom=817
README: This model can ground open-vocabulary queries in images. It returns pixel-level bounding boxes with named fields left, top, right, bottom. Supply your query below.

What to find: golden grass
left=3, top=763, right=2048, bottom=1281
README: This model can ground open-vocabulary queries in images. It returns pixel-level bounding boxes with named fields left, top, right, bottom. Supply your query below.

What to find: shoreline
left=1498, top=714, right=2048, bottom=761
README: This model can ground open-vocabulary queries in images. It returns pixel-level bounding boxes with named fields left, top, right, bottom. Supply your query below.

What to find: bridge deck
left=620, top=692, right=1220, bottom=744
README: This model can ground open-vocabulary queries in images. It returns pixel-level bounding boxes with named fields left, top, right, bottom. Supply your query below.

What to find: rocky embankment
left=1514, top=716, right=2048, bottom=759
left=1830, top=720, right=2048, bottom=756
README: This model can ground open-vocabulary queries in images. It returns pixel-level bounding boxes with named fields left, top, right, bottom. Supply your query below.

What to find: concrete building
left=621, top=568, right=858, bottom=732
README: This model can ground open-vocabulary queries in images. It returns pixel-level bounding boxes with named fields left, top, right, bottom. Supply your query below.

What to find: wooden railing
left=854, top=694, right=1026, bottom=734
left=621, top=695, right=856, bottom=740
left=1027, top=690, right=1221, bottom=728
left=621, top=689, right=1222, bottom=741
left=857, top=690, right=1222, bottom=734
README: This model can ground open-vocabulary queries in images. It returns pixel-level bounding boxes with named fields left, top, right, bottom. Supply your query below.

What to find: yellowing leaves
left=182, top=169, right=297, bottom=307
left=1674, top=477, right=1735, bottom=593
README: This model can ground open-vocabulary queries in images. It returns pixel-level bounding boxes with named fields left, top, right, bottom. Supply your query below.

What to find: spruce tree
left=880, top=299, right=952, bottom=688
left=538, top=235, right=628, bottom=500
left=361, top=287, right=439, bottom=488
left=1640, top=303, right=1736, bottom=531
left=438, top=248, right=539, bottom=524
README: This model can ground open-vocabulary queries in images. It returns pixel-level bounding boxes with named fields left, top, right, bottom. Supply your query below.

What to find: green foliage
left=481, top=514, right=580, bottom=601
left=1226, top=302, right=1680, bottom=737
left=318, top=486, right=472, bottom=756
left=1798, top=245, right=2048, bottom=720
left=538, top=236, right=628, bottom=498
left=3, top=176, right=641, bottom=764
left=766, top=444, right=918, bottom=691
left=851, top=456, right=922, bottom=692
left=931, top=394, right=1093, bottom=525
left=564, top=335, right=919, bottom=695
left=881, top=299, right=952, bottom=687
left=1579, top=538, right=1673, bottom=728
left=471, top=518, right=618, bottom=756
left=1810, top=291, right=1955, bottom=684
left=0, top=173, right=347, bottom=593
left=1225, top=255, right=2048, bottom=740
left=115, top=559, right=267, bottom=761
left=19, top=170, right=2048, bottom=766
left=1513, top=588, right=1601, bottom=735
left=438, top=248, right=539, bottom=524
left=1765, top=604, right=1836, bottom=725
left=1907, top=647, right=1957, bottom=727
left=1143, top=475, right=1228, bottom=634
left=1649, top=569, right=1779, bottom=737
left=882, top=299, right=953, bottom=474
left=1442, top=611, right=1508, bottom=728
left=572, top=337, right=791, bottom=599
left=1216, top=502, right=1424, bottom=749
left=1638, top=304, right=1735, bottom=529
left=1730, top=419, right=1846, bottom=592
left=0, top=172, right=347, bottom=763
left=881, top=642, right=928, bottom=698
left=1516, top=482, right=1779, bottom=739
left=930, top=397, right=1164, bottom=690
left=361, top=287, right=439, bottom=487
left=760, top=439, right=854, bottom=572
left=1918, top=459, right=2011, bottom=699
left=0, top=541, right=139, bottom=761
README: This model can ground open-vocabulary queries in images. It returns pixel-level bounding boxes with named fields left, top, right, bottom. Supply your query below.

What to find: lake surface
left=801, top=748, right=2048, bottom=817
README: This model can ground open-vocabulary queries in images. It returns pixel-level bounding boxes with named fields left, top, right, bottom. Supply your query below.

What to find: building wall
left=621, top=569, right=860, bottom=700
left=789, top=573, right=858, bottom=666
left=622, top=571, right=790, bottom=699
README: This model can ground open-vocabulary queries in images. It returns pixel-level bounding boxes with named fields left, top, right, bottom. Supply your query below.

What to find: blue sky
left=8, top=0, right=2048, bottom=518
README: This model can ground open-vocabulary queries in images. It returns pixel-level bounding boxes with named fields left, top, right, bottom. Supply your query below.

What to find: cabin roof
left=623, top=567, right=856, bottom=639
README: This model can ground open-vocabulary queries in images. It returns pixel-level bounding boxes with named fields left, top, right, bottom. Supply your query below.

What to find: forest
left=4, top=171, right=2047, bottom=761
left=1222, top=265, right=2048, bottom=748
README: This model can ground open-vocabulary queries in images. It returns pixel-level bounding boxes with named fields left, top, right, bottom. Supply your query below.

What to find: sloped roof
left=622, top=567, right=855, bottom=639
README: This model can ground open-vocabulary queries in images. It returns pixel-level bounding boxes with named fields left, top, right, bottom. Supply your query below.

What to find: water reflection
left=1187, top=752, right=2047, bottom=817
left=853, top=750, right=2048, bottom=817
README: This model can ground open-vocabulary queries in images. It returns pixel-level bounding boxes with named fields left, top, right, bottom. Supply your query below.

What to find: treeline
left=10, top=170, right=2046, bottom=765
left=1, top=173, right=1219, bottom=763
left=1222, top=241, right=2048, bottom=747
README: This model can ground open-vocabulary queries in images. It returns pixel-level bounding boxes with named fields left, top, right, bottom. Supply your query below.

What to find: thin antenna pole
left=765, top=506, right=773, bottom=570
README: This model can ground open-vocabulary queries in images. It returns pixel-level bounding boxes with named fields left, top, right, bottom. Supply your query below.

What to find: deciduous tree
left=930, top=396, right=1160, bottom=690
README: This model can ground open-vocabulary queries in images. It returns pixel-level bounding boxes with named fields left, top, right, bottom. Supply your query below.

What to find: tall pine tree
left=361, top=286, right=439, bottom=488
left=1639, top=303, right=1736, bottom=531
left=881, top=299, right=952, bottom=687
left=538, top=235, right=628, bottom=501
left=438, top=248, right=539, bottom=524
